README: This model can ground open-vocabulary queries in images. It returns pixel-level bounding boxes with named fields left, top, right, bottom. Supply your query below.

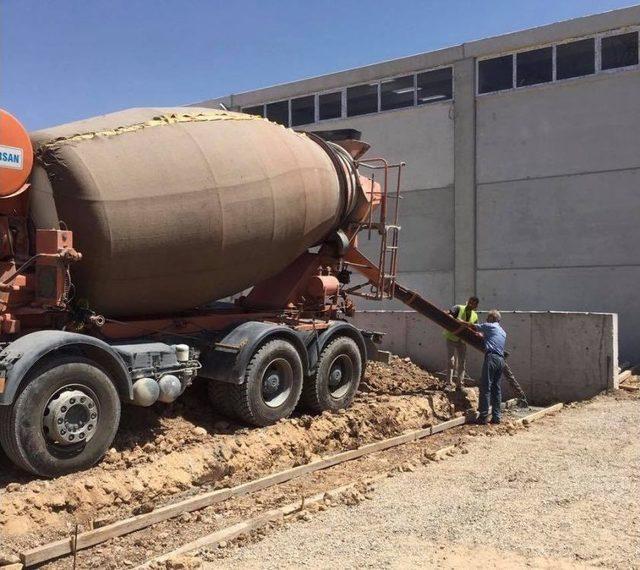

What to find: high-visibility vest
left=443, top=304, right=478, bottom=342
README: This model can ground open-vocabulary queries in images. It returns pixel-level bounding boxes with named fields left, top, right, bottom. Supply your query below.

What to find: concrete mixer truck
left=0, top=107, right=485, bottom=477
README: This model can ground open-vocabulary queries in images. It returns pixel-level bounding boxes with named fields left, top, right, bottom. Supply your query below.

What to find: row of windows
left=242, top=67, right=453, bottom=128
left=478, top=30, right=639, bottom=94
left=241, top=29, right=638, bottom=126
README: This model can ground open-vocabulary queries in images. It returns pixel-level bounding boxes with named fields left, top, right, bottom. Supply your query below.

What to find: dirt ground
left=203, top=391, right=640, bottom=570
left=0, top=355, right=473, bottom=567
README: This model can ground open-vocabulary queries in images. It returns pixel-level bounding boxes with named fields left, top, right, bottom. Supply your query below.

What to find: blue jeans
left=479, top=353, right=504, bottom=421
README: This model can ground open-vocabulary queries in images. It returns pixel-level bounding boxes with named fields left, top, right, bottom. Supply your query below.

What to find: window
left=319, top=91, right=342, bottom=120
left=602, top=31, right=639, bottom=70
left=556, top=38, right=595, bottom=79
left=347, top=83, right=378, bottom=117
left=478, top=55, right=513, bottom=93
left=416, top=67, right=453, bottom=104
left=291, top=96, right=315, bottom=126
left=516, top=47, right=552, bottom=86
left=265, top=100, right=289, bottom=126
left=242, top=105, right=264, bottom=117
left=380, top=75, right=414, bottom=110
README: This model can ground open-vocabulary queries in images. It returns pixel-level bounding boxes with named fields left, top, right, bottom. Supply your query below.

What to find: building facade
left=197, top=6, right=640, bottom=359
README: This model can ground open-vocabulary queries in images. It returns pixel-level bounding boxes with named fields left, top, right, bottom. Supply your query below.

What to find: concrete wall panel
left=396, top=271, right=453, bottom=310
left=312, top=103, right=454, bottom=192
left=396, top=187, right=454, bottom=272
left=352, top=310, right=617, bottom=404
left=352, top=311, right=408, bottom=357
left=477, top=168, right=640, bottom=268
left=477, top=266, right=640, bottom=359
left=477, top=71, right=640, bottom=183
left=530, top=312, right=617, bottom=404
left=352, top=185, right=453, bottom=274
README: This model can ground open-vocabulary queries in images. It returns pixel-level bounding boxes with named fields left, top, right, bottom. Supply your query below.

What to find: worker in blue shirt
left=455, top=309, right=507, bottom=424
left=474, top=310, right=507, bottom=424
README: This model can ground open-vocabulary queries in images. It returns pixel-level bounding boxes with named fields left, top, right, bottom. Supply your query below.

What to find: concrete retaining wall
left=352, top=310, right=618, bottom=405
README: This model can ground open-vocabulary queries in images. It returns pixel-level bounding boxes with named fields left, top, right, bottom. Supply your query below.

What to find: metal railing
left=352, top=158, right=404, bottom=300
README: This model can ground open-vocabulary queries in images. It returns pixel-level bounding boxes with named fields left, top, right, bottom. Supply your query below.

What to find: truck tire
left=207, top=380, right=237, bottom=421
left=301, top=337, right=362, bottom=413
left=0, top=356, right=121, bottom=477
left=231, top=339, right=303, bottom=427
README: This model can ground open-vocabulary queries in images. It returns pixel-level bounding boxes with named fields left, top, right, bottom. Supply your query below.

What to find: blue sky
left=0, top=0, right=635, bottom=130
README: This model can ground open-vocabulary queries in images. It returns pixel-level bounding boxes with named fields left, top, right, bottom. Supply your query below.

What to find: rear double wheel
left=0, top=356, right=121, bottom=478
left=209, top=339, right=304, bottom=426
left=301, top=336, right=362, bottom=413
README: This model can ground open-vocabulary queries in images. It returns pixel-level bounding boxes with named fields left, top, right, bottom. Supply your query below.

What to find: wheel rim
left=327, top=354, right=354, bottom=399
left=261, top=358, right=294, bottom=408
left=43, top=384, right=100, bottom=447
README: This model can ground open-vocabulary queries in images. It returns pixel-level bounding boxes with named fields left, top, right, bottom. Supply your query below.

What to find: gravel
left=209, top=394, right=640, bottom=569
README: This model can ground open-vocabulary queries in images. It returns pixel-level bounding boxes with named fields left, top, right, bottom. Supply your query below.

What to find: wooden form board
left=517, top=403, right=563, bottom=425
left=21, top=414, right=469, bottom=566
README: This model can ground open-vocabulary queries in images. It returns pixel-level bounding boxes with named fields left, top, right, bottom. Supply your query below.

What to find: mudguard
left=308, top=321, right=371, bottom=377
left=199, top=321, right=315, bottom=385
left=199, top=320, right=374, bottom=385
left=0, top=331, right=132, bottom=405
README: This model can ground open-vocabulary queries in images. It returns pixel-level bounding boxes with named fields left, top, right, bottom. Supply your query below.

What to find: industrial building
left=197, top=6, right=640, bottom=360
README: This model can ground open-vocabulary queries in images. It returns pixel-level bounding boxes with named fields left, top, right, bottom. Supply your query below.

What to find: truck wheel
left=301, top=337, right=362, bottom=413
left=0, top=356, right=121, bottom=477
left=231, top=339, right=303, bottom=427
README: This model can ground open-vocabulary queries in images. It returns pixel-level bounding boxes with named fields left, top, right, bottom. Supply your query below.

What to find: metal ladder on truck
left=347, top=157, right=403, bottom=301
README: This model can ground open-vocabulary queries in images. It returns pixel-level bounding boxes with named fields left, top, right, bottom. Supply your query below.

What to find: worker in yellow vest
left=443, top=296, right=479, bottom=390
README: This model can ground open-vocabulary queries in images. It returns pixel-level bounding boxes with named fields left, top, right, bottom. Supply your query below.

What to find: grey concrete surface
left=333, top=103, right=454, bottom=193
left=396, top=188, right=454, bottom=272
left=211, top=394, right=640, bottom=570
left=476, top=71, right=640, bottom=182
left=351, top=310, right=618, bottom=405
left=477, top=169, right=640, bottom=269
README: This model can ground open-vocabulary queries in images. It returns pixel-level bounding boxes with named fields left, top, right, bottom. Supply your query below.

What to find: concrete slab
left=530, top=312, right=617, bottom=403
left=477, top=71, right=640, bottom=183
left=330, top=103, right=454, bottom=192
left=477, top=167, right=640, bottom=269
left=396, top=187, right=454, bottom=272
